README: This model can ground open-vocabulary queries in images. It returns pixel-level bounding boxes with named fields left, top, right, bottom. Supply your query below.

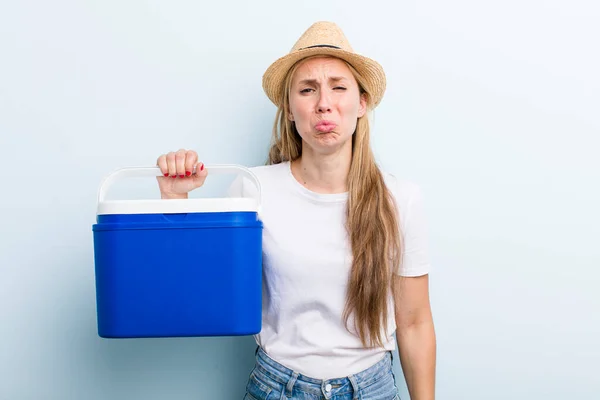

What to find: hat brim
left=262, top=47, right=386, bottom=108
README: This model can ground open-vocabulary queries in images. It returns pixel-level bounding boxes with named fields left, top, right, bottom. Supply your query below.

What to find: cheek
left=340, top=99, right=361, bottom=121
left=290, top=100, right=312, bottom=123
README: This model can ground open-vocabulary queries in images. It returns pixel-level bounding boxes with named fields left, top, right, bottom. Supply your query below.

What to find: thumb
left=192, top=162, right=208, bottom=187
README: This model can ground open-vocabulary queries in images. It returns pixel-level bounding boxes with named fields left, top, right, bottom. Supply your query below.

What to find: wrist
left=161, top=192, right=188, bottom=200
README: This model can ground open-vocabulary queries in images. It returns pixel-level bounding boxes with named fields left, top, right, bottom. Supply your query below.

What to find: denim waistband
left=254, top=347, right=393, bottom=398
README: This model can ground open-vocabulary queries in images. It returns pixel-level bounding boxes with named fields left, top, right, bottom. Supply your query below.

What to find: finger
left=175, top=149, right=186, bottom=178
left=156, top=154, right=169, bottom=177
left=192, top=162, right=208, bottom=186
left=196, top=161, right=206, bottom=175
left=184, top=150, right=198, bottom=177
left=166, top=151, right=177, bottom=178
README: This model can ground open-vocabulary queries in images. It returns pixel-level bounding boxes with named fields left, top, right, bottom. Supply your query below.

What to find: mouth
left=315, top=121, right=337, bottom=133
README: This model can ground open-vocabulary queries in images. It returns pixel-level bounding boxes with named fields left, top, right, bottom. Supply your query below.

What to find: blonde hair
left=267, top=56, right=403, bottom=348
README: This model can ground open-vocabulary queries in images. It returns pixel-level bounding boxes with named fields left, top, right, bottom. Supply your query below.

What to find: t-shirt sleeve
left=396, top=184, right=431, bottom=277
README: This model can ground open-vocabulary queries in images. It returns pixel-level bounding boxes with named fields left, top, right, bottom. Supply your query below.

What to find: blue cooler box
left=92, top=165, right=263, bottom=338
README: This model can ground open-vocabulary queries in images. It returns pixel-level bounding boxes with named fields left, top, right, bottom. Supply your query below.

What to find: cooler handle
left=97, top=164, right=262, bottom=209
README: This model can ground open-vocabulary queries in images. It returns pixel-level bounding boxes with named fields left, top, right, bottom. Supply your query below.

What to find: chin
left=313, top=132, right=341, bottom=144
left=307, top=133, right=352, bottom=153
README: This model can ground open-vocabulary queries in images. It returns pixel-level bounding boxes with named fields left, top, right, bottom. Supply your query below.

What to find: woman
left=156, top=21, right=435, bottom=400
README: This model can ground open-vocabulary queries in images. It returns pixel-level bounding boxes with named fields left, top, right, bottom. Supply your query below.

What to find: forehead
left=292, top=56, right=354, bottom=81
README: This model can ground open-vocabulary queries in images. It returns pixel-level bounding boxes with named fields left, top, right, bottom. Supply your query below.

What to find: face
left=288, top=57, right=367, bottom=155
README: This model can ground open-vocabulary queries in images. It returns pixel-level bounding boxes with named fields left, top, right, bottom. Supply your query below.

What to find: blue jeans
left=244, top=347, right=400, bottom=400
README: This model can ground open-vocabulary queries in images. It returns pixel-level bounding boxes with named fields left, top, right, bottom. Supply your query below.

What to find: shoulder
left=226, top=162, right=289, bottom=197
left=247, top=162, right=290, bottom=189
left=381, top=170, right=428, bottom=231
left=247, top=162, right=289, bottom=181
left=382, top=171, right=423, bottom=207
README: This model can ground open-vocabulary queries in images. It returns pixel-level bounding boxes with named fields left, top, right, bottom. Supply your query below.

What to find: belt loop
left=281, top=371, right=298, bottom=399
left=348, top=374, right=361, bottom=400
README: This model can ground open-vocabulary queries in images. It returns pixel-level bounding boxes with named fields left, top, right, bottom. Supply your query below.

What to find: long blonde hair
left=267, top=56, right=403, bottom=348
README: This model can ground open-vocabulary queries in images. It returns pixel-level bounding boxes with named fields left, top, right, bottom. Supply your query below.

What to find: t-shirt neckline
left=284, top=161, right=348, bottom=203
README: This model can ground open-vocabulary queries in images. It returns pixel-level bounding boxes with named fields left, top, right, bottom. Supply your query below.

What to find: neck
left=291, top=141, right=352, bottom=194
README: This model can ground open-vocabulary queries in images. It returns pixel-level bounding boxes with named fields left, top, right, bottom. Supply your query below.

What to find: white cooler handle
left=97, top=164, right=262, bottom=209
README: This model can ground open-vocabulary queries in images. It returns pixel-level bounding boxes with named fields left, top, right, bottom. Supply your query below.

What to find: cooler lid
left=97, top=198, right=258, bottom=215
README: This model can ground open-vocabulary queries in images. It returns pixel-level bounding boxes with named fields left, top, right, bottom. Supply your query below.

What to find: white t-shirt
left=227, top=161, right=430, bottom=379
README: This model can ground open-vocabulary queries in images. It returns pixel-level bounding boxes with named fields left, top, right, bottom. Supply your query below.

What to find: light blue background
left=1, top=1, right=599, bottom=399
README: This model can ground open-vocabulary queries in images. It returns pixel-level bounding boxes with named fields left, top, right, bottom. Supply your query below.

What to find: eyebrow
left=297, top=76, right=348, bottom=86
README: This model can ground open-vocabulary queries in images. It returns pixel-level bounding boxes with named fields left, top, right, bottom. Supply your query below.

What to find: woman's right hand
left=156, top=149, right=208, bottom=199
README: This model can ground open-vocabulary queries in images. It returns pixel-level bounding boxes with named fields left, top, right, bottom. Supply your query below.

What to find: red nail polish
left=179, top=175, right=184, bottom=178
left=171, top=175, right=176, bottom=179
left=200, top=164, right=204, bottom=171
left=185, top=171, right=192, bottom=176
left=163, top=173, right=169, bottom=177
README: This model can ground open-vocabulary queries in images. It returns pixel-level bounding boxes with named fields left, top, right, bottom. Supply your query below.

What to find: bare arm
left=393, top=273, right=436, bottom=400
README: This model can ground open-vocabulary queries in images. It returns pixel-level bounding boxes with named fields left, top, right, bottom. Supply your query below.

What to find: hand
left=156, top=149, right=208, bottom=199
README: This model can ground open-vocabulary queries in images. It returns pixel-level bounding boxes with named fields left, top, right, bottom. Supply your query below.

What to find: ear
left=358, top=93, right=367, bottom=118
left=288, top=113, right=294, bottom=122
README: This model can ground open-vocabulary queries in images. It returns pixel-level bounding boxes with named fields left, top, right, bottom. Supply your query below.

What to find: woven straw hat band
left=290, top=21, right=354, bottom=53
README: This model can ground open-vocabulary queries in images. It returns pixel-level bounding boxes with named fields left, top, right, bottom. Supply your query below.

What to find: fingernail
left=200, top=164, right=204, bottom=171
left=163, top=173, right=169, bottom=177
left=171, top=175, right=176, bottom=179
left=185, top=171, right=192, bottom=176
left=179, top=175, right=185, bottom=178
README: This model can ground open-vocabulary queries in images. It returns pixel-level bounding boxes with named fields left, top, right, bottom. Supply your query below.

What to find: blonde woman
left=156, top=21, right=436, bottom=400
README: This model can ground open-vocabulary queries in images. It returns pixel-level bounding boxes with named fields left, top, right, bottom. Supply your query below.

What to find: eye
left=300, top=88, right=314, bottom=94
left=333, top=86, right=347, bottom=91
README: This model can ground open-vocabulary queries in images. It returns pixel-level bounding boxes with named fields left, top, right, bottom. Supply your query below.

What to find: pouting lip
left=315, top=120, right=337, bottom=132
left=315, top=120, right=336, bottom=127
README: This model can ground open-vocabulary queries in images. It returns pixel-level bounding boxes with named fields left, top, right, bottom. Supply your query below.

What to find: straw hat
left=262, top=21, right=386, bottom=108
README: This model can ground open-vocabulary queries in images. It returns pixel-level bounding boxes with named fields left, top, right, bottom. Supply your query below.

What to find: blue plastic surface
left=92, top=212, right=263, bottom=338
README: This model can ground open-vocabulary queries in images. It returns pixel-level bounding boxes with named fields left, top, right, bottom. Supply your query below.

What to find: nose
left=316, top=90, right=332, bottom=114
